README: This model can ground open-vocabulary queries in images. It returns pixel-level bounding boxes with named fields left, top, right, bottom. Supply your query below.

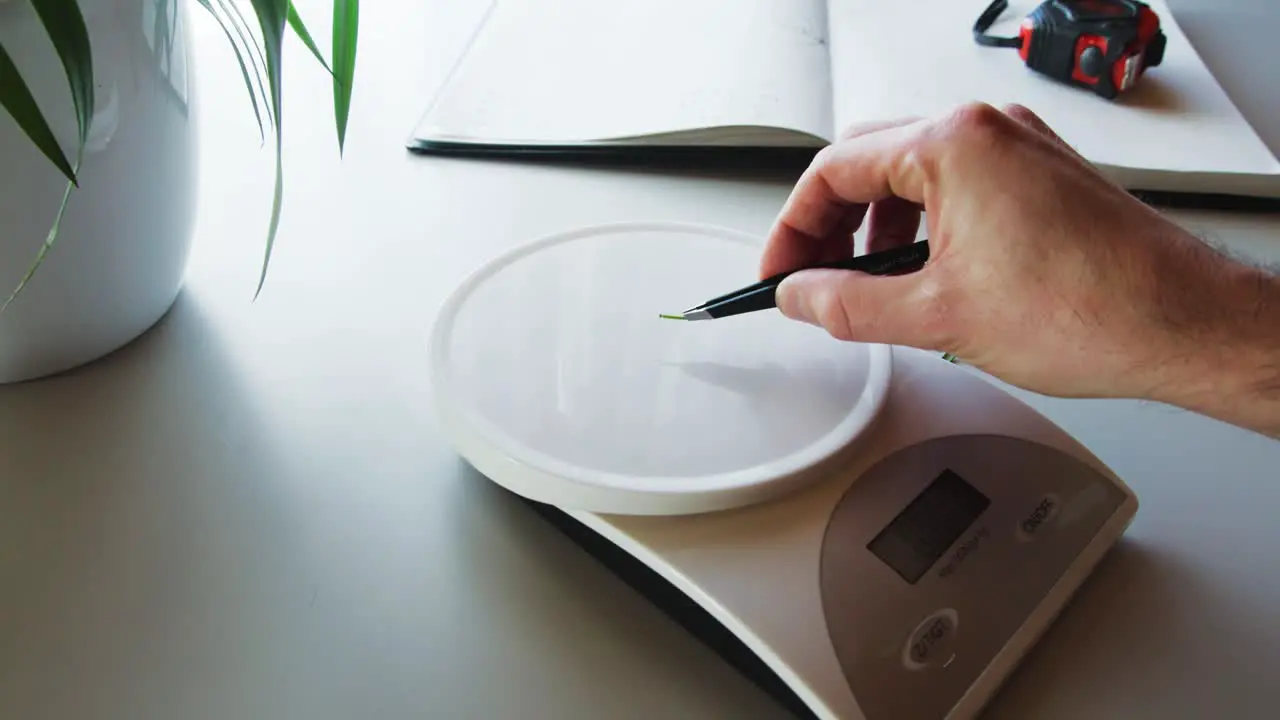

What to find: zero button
left=903, top=609, right=959, bottom=671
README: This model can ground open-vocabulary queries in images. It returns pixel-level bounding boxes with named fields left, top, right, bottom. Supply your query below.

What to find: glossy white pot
left=0, top=0, right=196, bottom=383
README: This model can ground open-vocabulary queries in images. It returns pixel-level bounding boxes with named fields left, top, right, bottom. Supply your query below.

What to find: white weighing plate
left=428, top=222, right=892, bottom=515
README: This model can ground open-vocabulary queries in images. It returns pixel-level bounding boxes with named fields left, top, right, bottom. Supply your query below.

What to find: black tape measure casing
left=974, top=0, right=1167, bottom=99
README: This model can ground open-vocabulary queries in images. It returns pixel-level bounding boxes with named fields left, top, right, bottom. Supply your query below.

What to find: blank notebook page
left=414, top=0, right=835, bottom=145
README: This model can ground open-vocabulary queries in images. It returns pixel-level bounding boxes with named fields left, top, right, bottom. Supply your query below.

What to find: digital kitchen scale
left=428, top=222, right=1138, bottom=719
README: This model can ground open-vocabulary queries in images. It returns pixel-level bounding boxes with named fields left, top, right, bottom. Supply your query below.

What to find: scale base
left=507, top=349, right=1137, bottom=720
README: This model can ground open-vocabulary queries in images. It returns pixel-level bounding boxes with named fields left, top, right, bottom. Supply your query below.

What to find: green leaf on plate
left=0, top=42, right=77, bottom=184
left=332, top=0, right=359, bottom=153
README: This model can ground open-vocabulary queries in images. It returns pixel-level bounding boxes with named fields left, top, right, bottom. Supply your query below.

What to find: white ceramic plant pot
left=0, top=0, right=196, bottom=383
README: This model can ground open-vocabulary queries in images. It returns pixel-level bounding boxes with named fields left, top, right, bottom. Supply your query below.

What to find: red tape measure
left=973, top=0, right=1167, bottom=99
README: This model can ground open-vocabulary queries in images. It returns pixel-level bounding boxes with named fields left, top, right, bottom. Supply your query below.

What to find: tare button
left=902, top=608, right=958, bottom=671
left=1017, top=493, right=1060, bottom=542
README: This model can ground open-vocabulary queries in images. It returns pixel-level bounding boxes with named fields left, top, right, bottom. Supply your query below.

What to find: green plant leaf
left=1, top=1, right=93, bottom=311
left=28, top=0, right=94, bottom=156
left=192, top=0, right=267, bottom=143
left=332, top=0, right=359, bottom=153
left=1, top=177, right=75, bottom=314
left=249, top=0, right=289, bottom=299
left=216, top=0, right=273, bottom=126
left=287, top=2, right=332, bottom=75
left=0, top=42, right=77, bottom=185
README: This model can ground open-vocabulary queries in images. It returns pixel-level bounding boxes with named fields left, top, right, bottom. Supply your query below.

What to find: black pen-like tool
left=661, top=240, right=930, bottom=321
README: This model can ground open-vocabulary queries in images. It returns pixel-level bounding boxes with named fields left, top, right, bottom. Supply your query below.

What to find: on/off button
left=1017, top=494, right=1060, bottom=542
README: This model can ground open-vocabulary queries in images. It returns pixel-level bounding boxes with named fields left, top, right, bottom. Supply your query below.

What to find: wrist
left=1150, top=253, right=1280, bottom=437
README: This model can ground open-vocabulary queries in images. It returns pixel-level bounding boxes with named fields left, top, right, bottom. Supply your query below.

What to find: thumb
left=775, top=268, right=936, bottom=348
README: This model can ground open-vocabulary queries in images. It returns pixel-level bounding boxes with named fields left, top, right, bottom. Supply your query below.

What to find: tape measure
left=973, top=0, right=1167, bottom=99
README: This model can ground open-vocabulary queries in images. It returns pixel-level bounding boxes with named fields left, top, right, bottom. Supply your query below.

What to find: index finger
left=760, top=118, right=932, bottom=279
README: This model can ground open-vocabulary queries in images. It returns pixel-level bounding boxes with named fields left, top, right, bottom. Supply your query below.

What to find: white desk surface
left=2, top=1, right=1278, bottom=718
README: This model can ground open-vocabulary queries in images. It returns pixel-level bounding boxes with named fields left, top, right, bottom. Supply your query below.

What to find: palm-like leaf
left=29, top=0, right=94, bottom=165
left=332, top=0, right=358, bottom=153
left=245, top=0, right=288, bottom=298
left=287, top=3, right=332, bottom=76
left=0, top=0, right=361, bottom=310
left=0, top=43, right=77, bottom=184
left=0, top=0, right=94, bottom=312
left=193, top=0, right=268, bottom=141
left=216, top=0, right=274, bottom=127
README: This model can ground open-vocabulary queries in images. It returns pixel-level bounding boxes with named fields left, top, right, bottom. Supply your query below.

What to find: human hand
left=761, top=102, right=1280, bottom=435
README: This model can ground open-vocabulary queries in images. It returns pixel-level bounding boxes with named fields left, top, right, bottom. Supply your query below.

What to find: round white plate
left=429, top=222, right=892, bottom=515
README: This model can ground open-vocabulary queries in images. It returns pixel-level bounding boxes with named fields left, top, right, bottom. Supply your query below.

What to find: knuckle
left=811, top=142, right=839, bottom=169
left=897, top=144, right=928, bottom=185
left=808, top=143, right=842, bottom=179
left=945, top=100, right=1009, bottom=139
left=837, top=121, right=872, bottom=141
left=813, top=287, right=859, bottom=342
left=1001, top=102, right=1034, bottom=120
left=838, top=117, right=918, bottom=141
left=912, top=275, right=959, bottom=346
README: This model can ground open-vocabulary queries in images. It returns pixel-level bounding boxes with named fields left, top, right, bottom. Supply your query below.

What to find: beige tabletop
left=2, top=1, right=1278, bottom=718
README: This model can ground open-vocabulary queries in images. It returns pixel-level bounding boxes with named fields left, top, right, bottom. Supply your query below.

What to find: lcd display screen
left=867, top=469, right=991, bottom=584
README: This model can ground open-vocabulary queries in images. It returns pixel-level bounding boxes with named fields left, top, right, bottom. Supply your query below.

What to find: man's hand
left=762, top=102, right=1280, bottom=437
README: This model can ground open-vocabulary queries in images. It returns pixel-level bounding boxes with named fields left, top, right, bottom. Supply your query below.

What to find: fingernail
left=776, top=276, right=816, bottom=324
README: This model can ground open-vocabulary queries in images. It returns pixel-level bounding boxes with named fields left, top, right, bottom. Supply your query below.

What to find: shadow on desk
left=449, top=462, right=793, bottom=720
left=0, top=289, right=272, bottom=472
left=0, top=291, right=303, bottom=718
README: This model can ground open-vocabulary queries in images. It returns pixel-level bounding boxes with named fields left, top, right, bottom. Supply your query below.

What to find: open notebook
left=408, top=0, right=1280, bottom=204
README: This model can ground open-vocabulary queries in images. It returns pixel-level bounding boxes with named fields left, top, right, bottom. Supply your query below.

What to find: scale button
left=1017, top=493, right=1061, bottom=542
left=902, top=609, right=958, bottom=671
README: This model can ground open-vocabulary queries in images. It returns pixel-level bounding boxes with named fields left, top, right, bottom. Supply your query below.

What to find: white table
left=2, top=1, right=1278, bottom=718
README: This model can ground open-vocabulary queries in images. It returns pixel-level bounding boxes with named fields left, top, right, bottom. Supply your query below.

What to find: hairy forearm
left=1153, top=256, right=1280, bottom=438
